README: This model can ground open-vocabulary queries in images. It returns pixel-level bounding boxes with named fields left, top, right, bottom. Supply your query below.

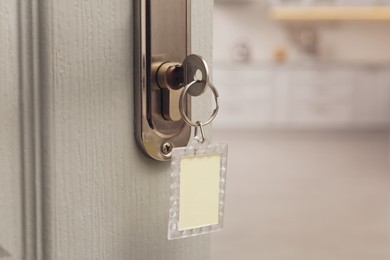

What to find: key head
left=182, top=54, right=209, bottom=97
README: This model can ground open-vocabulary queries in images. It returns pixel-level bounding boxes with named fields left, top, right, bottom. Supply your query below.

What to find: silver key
left=182, top=54, right=209, bottom=97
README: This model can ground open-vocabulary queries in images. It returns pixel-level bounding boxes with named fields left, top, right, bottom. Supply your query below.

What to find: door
left=0, top=0, right=214, bottom=259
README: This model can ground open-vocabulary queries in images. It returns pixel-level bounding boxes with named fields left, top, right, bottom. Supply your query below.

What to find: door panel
left=39, top=0, right=213, bottom=259
left=0, top=0, right=23, bottom=259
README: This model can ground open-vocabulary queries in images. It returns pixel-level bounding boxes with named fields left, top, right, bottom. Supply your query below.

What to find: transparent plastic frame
left=167, top=139, right=228, bottom=240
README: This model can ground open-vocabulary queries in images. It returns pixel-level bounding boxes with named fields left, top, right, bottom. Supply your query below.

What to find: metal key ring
left=179, top=80, right=219, bottom=128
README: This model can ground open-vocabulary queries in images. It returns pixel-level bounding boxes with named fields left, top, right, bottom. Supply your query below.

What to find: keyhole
left=194, top=69, right=203, bottom=81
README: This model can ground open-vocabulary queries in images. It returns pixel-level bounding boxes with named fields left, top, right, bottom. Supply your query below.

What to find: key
left=182, top=54, right=209, bottom=97
left=156, top=54, right=210, bottom=121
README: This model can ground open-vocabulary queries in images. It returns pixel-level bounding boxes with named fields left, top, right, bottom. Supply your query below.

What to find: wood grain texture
left=0, top=0, right=23, bottom=259
left=191, top=0, right=214, bottom=140
left=40, top=0, right=213, bottom=259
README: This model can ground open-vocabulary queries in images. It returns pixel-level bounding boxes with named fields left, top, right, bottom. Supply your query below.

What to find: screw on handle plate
left=161, top=142, right=173, bottom=155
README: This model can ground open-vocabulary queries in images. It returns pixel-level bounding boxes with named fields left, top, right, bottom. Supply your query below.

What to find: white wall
left=213, top=1, right=390, bottom=130
left=214, top=1, right=390, bottom=63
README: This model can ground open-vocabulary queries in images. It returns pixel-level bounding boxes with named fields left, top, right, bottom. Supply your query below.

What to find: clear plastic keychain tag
left=168, top=81, right=228, bottom=240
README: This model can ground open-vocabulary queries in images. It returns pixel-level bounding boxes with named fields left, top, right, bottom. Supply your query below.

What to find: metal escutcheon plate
left=134, top=0, right=191, bottom=161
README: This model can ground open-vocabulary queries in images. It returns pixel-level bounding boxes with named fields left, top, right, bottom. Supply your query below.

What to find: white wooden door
left=1, top=0, right=23, bottom=259
left=0, top=0, right=213, bottom=259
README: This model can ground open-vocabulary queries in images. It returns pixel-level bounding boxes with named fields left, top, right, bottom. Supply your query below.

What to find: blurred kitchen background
left=210, top=0, right=390, bottom=259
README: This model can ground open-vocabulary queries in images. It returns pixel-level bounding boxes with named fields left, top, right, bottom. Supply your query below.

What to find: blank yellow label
left=178, top=154, right=221, bottom=231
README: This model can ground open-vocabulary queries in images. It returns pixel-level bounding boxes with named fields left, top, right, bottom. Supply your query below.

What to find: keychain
left=167, top=79, right=228, bottom=240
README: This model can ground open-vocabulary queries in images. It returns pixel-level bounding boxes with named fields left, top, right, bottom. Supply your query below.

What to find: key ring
left=179, top=80, right=219, bottom=128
